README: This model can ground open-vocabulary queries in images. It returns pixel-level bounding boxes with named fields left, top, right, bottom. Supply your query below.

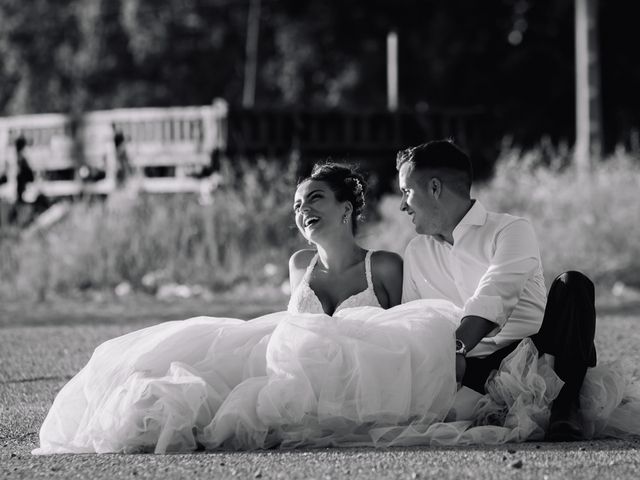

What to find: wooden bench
left=0, top=101, right=228, bottom=200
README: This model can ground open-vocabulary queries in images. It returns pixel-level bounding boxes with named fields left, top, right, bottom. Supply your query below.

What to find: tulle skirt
left=33, top=300, right=640, bottom=454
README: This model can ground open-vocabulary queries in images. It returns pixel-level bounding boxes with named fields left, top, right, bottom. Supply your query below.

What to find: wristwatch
left=455, top=339, right=468, bottom=356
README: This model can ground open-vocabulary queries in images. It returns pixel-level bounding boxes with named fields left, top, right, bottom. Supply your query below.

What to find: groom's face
left=399, top=164, right=443, bottom=237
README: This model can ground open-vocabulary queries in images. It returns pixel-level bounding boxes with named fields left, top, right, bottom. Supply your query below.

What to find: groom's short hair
left=396, top=140, right=472, bottom=195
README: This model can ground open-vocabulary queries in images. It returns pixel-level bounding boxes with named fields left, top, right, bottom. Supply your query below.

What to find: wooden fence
left=0, top=99, right=487, bottom=201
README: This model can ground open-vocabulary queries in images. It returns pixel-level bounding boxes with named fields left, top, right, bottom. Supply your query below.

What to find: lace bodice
left=287, top=250, right=382, bottom=315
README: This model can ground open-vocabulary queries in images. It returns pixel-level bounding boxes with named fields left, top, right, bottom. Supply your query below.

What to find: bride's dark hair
left=300, top=162, right=367, bottom=234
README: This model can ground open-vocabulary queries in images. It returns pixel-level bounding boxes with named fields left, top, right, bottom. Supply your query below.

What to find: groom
left=397, top=140, right=597, bottom=441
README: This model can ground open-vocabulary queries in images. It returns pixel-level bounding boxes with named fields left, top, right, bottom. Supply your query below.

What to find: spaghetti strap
left=364, top=250, right=374, bottom=289
left=305, top=253, right=319, bottom=280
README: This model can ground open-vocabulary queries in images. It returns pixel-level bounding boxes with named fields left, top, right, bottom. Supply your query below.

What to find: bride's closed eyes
left=293, top=191, right=324, bottom=211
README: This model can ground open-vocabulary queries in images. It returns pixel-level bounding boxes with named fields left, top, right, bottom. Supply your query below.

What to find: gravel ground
left=1, top=300, right=640, bottom=479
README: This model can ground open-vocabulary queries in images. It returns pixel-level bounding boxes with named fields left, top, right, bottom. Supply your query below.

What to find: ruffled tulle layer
left=33, top=300, right=640, bottom=454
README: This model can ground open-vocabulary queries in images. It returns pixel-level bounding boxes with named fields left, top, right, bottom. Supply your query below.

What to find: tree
left=0, top=0, right=637, bottom=151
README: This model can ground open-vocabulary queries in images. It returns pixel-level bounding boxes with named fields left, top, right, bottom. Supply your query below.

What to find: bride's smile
left=303, top=215, right=320, bottom=228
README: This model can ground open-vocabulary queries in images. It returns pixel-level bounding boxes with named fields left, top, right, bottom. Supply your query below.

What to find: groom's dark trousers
left=462, top=271, right=597, bottom=416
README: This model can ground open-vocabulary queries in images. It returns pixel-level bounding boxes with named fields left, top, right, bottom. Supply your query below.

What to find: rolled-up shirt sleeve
left=463, top=218, right=541, bottom=332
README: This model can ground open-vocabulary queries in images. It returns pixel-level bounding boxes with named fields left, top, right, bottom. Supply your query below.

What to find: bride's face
left=293, top=180, right=351, bottom=242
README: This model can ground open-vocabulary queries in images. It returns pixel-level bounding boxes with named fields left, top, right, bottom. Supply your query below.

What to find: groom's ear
left=429, top=177, right=442, bottom=199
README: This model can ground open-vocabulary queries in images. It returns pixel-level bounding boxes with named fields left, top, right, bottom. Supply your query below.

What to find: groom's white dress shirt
left=402, top=200, right=547, bottom=358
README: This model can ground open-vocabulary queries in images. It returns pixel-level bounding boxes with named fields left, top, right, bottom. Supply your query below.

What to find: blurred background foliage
left=1, top=0, right=639, bottom=301
left=0, top=158, right=304, bottom=300
left=1, top=0, right=639, bottom=148
left=2, top=148, right=640, bottom=301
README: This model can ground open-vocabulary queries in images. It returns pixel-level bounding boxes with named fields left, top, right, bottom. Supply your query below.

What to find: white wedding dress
left=34, top=251, right=640, bottom=454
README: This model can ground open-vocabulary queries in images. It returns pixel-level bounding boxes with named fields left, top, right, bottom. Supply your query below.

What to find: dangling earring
left=342, top=214, right=348, bottom=224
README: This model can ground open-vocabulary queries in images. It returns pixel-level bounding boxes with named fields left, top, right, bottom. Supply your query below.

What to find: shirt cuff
left=462, top=295, right=506, bottom=329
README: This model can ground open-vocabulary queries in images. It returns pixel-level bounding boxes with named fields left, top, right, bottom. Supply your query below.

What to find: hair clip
left=353, top=178, right=363, bottom=195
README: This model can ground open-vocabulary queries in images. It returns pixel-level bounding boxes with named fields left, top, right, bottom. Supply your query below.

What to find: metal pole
left=575, top=0, right=602, bottom=176
left=387, top=31, right=398, bottom=112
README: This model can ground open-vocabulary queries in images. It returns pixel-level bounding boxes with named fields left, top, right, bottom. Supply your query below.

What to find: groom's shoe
left=547, top=418, right=583, bottom=442
left=546, top=406, right=584, bottom=442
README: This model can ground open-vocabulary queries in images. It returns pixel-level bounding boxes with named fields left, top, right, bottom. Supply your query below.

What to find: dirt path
left=1, top=302, right=639, bottom=479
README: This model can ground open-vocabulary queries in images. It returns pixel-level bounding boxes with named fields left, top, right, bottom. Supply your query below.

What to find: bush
left=0, top=158, right=305, bottom=300
left=478, top=147, right=640, bottom=286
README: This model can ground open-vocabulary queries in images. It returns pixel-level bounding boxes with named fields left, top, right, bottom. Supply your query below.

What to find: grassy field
left=3, top=149, right=640, bottom=301
left=1, top=298, right=640, bottom=479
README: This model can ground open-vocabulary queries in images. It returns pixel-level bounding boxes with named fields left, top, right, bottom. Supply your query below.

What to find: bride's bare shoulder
left=289, top=249, right=317, bottom=270
left=288, top=249, right=316, bottom=291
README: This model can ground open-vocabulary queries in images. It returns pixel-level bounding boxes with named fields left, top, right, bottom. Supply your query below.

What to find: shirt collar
left=452, top=200, right=487, bottom=241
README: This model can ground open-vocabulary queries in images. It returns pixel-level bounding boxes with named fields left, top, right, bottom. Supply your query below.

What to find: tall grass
left=0, top=158, right=305, bottom=300
left=478, top=147, right=640, bottom=286
left=2, top=148, right=639, bottom=301
left=364, top=147, right=640, bottom=288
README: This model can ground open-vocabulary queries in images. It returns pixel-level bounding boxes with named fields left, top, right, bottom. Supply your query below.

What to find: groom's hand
left=455, top=353, right=466, bottom=387
left=455, top=315, right=495, bottom=389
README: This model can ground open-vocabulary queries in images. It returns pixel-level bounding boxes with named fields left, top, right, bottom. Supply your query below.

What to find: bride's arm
left=371, top=251, right=403, bottom=308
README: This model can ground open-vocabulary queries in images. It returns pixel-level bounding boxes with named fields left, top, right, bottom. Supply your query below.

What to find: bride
left=288, top=162, right=403, bottom=314
left=34, top=163, right=640, bottom=454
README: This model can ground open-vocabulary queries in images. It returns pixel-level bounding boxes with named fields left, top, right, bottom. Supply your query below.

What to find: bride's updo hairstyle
left=300, top=162, right=367, bottom=234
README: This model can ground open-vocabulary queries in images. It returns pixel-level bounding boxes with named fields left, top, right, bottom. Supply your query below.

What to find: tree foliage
left=0, top=0, right=638, bottom=147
